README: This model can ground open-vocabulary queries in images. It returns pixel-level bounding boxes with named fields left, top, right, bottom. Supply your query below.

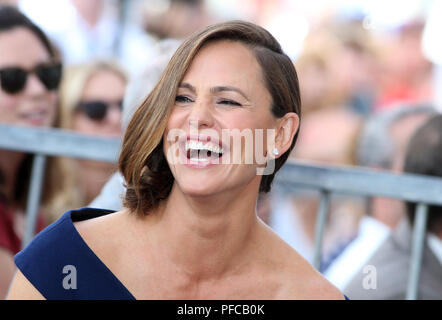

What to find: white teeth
left=189, top=156, right=209, bottom=162
left=22, top=111, right=46, bottom=119
left=185, top=140, right=224, bottom=154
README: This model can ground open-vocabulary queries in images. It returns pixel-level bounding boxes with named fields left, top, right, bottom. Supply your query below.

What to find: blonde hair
left=45, top=60, right=127, bottom=222
left=59, top=60, right=127, bottom=129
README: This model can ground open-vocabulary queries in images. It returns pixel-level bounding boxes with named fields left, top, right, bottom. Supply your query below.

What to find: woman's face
left=164, top=40, right=279, bottom=197
left=0, top=27, right=57, bottom=127
left=72, top=69, right=125, bottom=138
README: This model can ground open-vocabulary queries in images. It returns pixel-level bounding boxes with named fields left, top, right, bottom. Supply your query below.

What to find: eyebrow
left=178, top=82, right=250, bottom=101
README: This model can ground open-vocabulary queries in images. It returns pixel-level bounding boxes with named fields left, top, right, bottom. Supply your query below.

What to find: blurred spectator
left=47, top=60, right=127, bottom=220
left=269, top=107, right=364, bottom=264
left=422, top=0, right=442, bottom=111
left=143, top=0, right=216, bottom=40
left=0, top=0, right=17, bottom=5
left=291, top=108, right=362, bottom=166
left=356, top=105, right=437, bottom=228
left=268, top=18, right=383, bottom=264
left=19, top=0, right=120, bottom=63
left=343, top=114, right=442, bottom=299
left=18, top=0, right=156, bottom=75
left=376, top=20, right=434, bottom=110
left=294, top=32, right=336, bottom=116
left=324, top=104, right=437, bottom=290
left=0, top=5, right=63, bottom=299
left=295, top=19, right=379, bottom=117
left=90, top=39, right=181, bottom=211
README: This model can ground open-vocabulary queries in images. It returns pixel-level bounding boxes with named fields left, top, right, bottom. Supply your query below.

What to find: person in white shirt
left=324, top=105, right=437, bottom=290
left=343, top=114, right=442, bottom=299
left=18, top=0, right=156, bottom=75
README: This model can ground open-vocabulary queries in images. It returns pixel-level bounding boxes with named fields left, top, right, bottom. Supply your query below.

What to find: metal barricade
left=1, top=124, right=442, bottom=300
left=0, top=124, right=120, bottom=247
left=275, top=161, right=442, bottom=300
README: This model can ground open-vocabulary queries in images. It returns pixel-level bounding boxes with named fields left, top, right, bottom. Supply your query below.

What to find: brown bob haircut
left=119, top=20, right=301, bottom=216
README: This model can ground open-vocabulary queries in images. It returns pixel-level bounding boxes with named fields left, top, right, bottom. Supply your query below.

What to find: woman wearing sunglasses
left=0, top=5, right=63, bottom=299
left=47, top=61, right=127, bottom=218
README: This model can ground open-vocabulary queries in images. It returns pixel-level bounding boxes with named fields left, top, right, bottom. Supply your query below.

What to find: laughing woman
left=8, top=21, right=345, bottom=300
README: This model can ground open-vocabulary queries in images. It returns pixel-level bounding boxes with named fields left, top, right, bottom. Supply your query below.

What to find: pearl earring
left=273, top=148, right=279, bottom=156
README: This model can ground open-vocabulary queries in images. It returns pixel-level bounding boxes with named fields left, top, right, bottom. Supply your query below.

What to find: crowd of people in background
left=0, top=0, right=441, bottom=299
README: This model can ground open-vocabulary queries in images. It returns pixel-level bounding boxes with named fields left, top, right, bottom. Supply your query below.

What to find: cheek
left=0, top=92, right=20, bottom=123
left=0, top=91, right=59, bottom=126
left=72, top=113, right=100, bottom=135
left=163, top=109, right=187, bottom=151
left=166, top=107, right=187, bottom=129
left=223, top=114, right=275, bottom=160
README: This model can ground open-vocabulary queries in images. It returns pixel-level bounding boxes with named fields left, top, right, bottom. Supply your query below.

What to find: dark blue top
left=14, top=208, right=136, bottom=300
left=15, top=207, right=350, bottom=300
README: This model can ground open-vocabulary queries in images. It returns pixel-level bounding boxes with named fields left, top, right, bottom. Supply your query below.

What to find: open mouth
left=185, top=140, right=224, bottom=162
left=19, top=109, right=50, bottom=126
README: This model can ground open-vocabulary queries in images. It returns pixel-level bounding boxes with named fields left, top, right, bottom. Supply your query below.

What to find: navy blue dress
left=14, top=208, right=135, bottom=300
left=15, top=207, right=350, bottom=300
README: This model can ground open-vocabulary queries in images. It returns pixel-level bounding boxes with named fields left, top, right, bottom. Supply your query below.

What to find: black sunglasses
left=76, top=100, right=123, bottom=121
left=0, top=63, right=62, bottom=94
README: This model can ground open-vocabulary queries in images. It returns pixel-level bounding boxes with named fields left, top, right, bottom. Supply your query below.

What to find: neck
left=0, top=150, right=26, bottom=203
left=138, top=181, right=262, bottom=281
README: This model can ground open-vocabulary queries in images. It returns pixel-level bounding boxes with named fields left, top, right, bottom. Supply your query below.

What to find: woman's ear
left=273, top=112, right=300, bottom=158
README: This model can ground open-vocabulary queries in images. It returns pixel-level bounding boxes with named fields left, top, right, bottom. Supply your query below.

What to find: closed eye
left=218, top=99, right=242, bottom=107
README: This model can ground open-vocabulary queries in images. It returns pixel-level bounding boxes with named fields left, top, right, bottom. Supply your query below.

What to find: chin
left=174, top=168, right=259, bottom=200
left=176, top=179, right=224, bottom=198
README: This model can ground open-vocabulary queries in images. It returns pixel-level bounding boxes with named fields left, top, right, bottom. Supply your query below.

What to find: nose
left=25, top=73, right=47, bottom=96
left=188, top=98, right=215, bottom=130
left=105, top=105, right=123, bottom=134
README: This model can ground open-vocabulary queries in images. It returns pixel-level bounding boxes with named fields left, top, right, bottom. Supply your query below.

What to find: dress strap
left=15, top=208, right=135, bottom=300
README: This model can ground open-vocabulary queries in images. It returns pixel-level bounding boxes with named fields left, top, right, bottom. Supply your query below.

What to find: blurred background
left=0, top=0, right=441, bottom=299
left=5, top=0, right=441, bottom=103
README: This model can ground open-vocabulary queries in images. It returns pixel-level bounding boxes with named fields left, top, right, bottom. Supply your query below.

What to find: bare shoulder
left=73, top=209, right=129, bottom=249
left=260, top=224, right=344, bottom=300
left=72, top=209, right=138, bottom=271
left=6, top=270, right=45, bottom=300
left=276, top=258, right=345, bottom=300
left=73, top=208, right=128, bottom=232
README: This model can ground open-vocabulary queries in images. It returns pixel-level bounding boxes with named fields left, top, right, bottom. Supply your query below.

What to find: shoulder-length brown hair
left=119, top=20, right=301, bottom=216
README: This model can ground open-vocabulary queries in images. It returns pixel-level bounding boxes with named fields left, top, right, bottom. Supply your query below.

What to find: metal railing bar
left=0, top=124, right=120, bottom=163
left=1, top=124, right=439, bottom=301
left=2, top=125, right=441, bottom=205
left=22, top=154, right=46, bottom=248
left=276, top=161, right=442, bottom=206
left=406, top=203, right=429, bottom=300
left=312, top=190, right=330, bottom=270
